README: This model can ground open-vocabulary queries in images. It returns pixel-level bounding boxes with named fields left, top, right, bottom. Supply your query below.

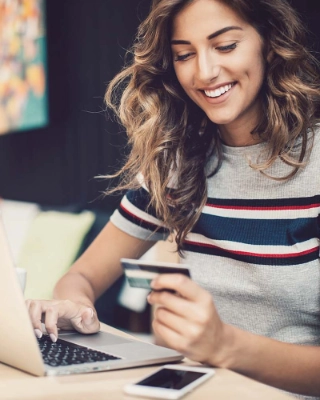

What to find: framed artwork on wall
left=0, top=0, right=48, bottom=135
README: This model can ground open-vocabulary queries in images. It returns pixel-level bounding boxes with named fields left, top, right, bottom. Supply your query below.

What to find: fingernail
left=150, top=280, right=156, bottom=289
left=49, top=333, right=57, bottom=343
left=88, top=308, right=94, bottom=318
left=34, top=329, right=42, bottom=339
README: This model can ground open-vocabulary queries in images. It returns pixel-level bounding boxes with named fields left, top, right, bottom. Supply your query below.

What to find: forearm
left=53, top=222, right=153, bottom=307
left=219, top=324, right=320, bottom=396
left=53, top=271, right=96, bottom=307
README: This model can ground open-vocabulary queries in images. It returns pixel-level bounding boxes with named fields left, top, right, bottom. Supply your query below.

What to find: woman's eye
left=216, top=42, right=237, bottom=52
left=174, top=53, right=193, bottom=62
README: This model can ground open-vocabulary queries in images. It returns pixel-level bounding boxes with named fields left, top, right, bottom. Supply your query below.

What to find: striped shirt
left=111, top=131, right=320, bottom=400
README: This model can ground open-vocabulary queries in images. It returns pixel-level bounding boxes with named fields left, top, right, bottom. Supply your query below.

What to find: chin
left=206, top=114, right=236, bottom=126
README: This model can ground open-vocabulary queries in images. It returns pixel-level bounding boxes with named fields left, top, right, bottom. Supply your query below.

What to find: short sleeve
left=110, top=187, right=170, bottom=241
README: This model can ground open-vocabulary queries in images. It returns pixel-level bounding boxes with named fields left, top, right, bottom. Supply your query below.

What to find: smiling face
left=171, top=0, right=266, bottom=146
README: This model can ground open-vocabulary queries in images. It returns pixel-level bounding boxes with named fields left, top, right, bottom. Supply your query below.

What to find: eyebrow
left=171, top=26, right=243, bottom=45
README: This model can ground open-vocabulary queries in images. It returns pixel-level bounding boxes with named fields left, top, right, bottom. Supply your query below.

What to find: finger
left=151, top=274, right=206, bottom=302
left=26, top=300, right=100, bottom=336
left=82, top=308, right=95, bottom=325
left=154, top=306, right=189, bottom=336
left=70, top=307, right=100, bottom=334
left=44, top=306, right=59, bottom=341
left=27, top=300, right=44, bottom=336
left=152, top=318, right=188, bottom=355
left=147, top=290, right=206, bottom=322
left=148, top=289, right=198, bottom=319
left=39, top=299, right=84, bottom=328
left=83, top=308, right=94, bottom=323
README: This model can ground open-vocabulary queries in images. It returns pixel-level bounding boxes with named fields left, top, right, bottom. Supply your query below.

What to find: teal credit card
left=121, top=258, right=191, bottom=290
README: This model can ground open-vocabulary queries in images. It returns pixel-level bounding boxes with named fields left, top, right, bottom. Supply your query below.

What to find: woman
left=27, top=0, right=320, bottom=397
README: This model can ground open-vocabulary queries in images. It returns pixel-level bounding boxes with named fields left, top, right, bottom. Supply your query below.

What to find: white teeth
left=205, top=84, right=233, bottom=98
left=205, top=90, right=215, bottom=97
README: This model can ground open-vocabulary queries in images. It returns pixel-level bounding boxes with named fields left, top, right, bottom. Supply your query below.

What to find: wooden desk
left=0, top=324, right=292, bottom=400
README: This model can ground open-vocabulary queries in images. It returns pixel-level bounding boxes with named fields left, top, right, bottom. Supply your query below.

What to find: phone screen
left=136, top=368, right=206, bottom=390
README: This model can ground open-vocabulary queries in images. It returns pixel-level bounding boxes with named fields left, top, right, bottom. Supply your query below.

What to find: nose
left=196, top=50, right=220, bottom=84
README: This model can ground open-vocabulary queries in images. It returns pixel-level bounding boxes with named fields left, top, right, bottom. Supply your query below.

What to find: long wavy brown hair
left=105, top=0, right=320, bottom=252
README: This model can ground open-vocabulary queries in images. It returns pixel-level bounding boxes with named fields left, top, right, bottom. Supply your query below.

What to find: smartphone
left=123, top=364, right=215, bottom=399
left=121, top=258, right=191, bottom=290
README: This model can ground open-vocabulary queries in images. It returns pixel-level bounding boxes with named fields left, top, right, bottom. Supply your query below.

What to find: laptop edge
left=0, top=216, right=183, bottom=376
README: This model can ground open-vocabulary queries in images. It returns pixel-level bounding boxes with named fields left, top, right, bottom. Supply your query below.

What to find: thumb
left=82, top=307, right=95, bottom=326
left=70, top=306, right=100, bottom=333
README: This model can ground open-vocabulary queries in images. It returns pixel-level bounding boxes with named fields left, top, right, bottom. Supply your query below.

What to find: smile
left=204, top=83, right=235, bottom=98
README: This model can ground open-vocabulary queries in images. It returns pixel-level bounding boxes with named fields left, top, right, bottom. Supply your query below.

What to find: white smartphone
left=123, top=364, right=215, bottom=399
left=121, top=258, right=191, bottom=290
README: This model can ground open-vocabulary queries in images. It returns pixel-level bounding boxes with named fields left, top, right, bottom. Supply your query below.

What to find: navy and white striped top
left=111, top=130, right=320, bottom=399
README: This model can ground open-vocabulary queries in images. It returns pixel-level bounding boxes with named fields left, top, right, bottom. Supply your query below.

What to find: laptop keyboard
left=37, top=335, right=121, bottom=367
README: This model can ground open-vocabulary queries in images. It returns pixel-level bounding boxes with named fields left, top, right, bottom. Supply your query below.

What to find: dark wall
left=292, top=0, right=320, bottom=55
left=0, top=0, right=319, bottom=210
left=0, top=0, right=150, bottom=210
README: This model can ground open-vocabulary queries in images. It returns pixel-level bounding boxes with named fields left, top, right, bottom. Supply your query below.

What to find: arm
left=222, top=326, right=320, bottom=396
left=27, top=221, right=154, bottom=340
left=54, top=220, right=153, bottom=303
left=148, top=274, right=320, bottom=397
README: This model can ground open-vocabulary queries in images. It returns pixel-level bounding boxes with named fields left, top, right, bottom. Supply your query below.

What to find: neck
left=218, top=123, right=262, bottom=147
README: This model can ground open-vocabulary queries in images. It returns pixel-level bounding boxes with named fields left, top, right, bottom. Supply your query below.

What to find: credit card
left=121, top=258, right=191, bottom=290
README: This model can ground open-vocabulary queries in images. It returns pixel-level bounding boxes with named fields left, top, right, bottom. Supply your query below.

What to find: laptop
left=0, top=217, right=183, bottom=376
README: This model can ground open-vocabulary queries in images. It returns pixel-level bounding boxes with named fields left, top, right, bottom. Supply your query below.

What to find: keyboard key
left=37, top=335, right=121, bottom=367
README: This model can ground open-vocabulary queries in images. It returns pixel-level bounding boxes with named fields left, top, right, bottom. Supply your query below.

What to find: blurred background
left=0, top=0, right=318, bottom=212
left=0, top=0, right=151, bottom=212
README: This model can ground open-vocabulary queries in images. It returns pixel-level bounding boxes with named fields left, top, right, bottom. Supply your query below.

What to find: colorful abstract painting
left=0, top=0, right=48, bottom=134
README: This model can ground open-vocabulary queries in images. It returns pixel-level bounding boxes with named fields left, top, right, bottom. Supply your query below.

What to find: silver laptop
left=0, top=217, right=183, bottom=376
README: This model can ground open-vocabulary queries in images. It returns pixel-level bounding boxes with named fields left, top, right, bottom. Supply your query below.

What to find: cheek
left=174, top=66, right=192, bottom=90
left=238, top=52, right=265, bottom=92
left=246, top=44, right=266, bottom=83
left=250, top=57, right=265, bottom=89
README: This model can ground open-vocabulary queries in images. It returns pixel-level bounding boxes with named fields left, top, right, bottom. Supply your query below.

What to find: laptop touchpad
left=60, top=331, right=131, bottom=348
